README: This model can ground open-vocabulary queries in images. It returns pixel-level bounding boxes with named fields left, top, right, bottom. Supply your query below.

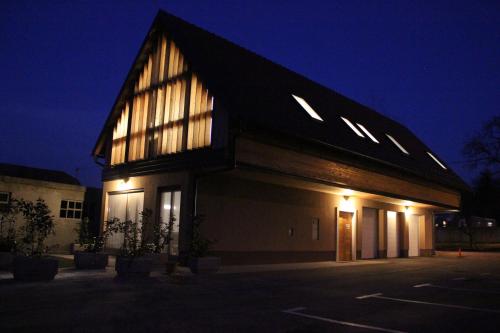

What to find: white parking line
left=413, top=283, right=500, bottom=295
left=356, top=293, right=500, bottom=314
left=282, top=307, right=407, bottom=333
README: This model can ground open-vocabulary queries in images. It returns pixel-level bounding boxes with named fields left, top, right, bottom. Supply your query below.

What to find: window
left=356, top=123, right=379, bottom=143
left=341, top=117, right=365, bottom=138
left=292, top=95, right=324, bottom=121
left=386, top=134, right=409, bottom=155
left=312, top=218, right=320, bottom=240
left=111, top=34, right=214, bottom=165
left=106, top=192, right=144, bottom=249
left=159, top=190, right=181, bottom=255
left=60, top=200, right=83, bottom=219
left=427, top=152, right=447, bottom=170
left=0, top=192, right=9, bottom=204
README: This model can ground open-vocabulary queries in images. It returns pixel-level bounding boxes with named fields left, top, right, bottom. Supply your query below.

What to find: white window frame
left=60, top=200, right=83, bottom=219
left=0, top=192, right=10, bottom=204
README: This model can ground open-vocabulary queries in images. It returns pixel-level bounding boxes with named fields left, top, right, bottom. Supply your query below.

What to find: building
left=92, top=11, right=468, bottom=264
left=0, top=163, right=95, bottom=253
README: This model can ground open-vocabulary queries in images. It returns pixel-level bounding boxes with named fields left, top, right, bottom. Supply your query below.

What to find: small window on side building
left=60, top=200, right=83, bottom=219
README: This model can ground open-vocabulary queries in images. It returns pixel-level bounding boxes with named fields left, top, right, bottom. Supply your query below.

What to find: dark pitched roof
left=93, top=10, right=469, bottom=192
left=0, top=163, right=81, bottom=186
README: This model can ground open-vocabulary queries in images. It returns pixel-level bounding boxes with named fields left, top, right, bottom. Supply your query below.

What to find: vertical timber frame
left=181, top=71, right=192, bottom=149
left=124, top=97, right=134, bottom=163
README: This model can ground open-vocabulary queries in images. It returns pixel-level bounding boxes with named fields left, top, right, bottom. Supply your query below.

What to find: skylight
left=427, top=152, right=447, bottom=170
left=341, top=117, right=365, bottom=138
left=356, top=123, right=379, bottom=143
left=386, top=134, right=409, bottom=155
left=292, top=95, right=323, bottom=121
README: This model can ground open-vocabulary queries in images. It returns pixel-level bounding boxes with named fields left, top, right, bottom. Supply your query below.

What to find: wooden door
left=338, top=212, right=353, bottom=261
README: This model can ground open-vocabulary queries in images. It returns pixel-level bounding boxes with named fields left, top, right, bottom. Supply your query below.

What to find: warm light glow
left=356, top=123, right=379, bottom=143
left=339, top=194, right=355, bottom=212
left=343, top=189, right=354, bottom=196
left=427, top=152, right=447, bottom=170
left=292, top=95, right=324, bottom=121
left=341, top=117, right=365, bottom=138
left=163, top=204, right=171, bottom=210
left=117, top=178, right=132, bottom=191
left=386, top=134, right=409, bottom=155
left=404, top=205, right=412, bottom=217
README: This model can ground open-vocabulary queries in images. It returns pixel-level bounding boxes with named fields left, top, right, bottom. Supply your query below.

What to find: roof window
left=356, top=123, right=379, bottom=143
left=341, top=117, right=365, bottom=138
left=427, top=152, right=447, bottom=170
left=292, top=95, right=323, bottom=122
left=386, top=134, right=409, bottom=155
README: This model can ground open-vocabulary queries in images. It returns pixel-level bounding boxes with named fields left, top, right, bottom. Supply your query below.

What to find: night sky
left=1, top=0, right=498, bottom=188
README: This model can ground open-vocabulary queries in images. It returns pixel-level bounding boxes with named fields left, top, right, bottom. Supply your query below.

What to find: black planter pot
left=165, top=260, right=178, bottom=275
left=115, top=256, right=153, bottom=278
left=74, top=252, right=109, bottom=269
left=0, top=252, right=14, bottom=270
left=189, top=256, right=221, bottom=274
left=13, top=256, right=59, bottom=281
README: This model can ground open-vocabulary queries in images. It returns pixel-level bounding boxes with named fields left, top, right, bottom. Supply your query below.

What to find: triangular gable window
left=110, top=34, right=214, bottom=165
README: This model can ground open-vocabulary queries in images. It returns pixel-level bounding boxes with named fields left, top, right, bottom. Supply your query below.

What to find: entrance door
left=408, top=215, right=420, bottom=257
left=106, top=191, right=144, bottom=249
left=387, top=211, right=399, bottom=258
left=338, top=211, right=353, bottom=261
left=362, top=208, right=378, bottom=259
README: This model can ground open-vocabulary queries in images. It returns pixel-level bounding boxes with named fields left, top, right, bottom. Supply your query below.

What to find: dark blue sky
left=1, top=0, right=498, bottom=187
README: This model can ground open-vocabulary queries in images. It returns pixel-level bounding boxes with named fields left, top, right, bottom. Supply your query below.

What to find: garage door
left=387, top=211, right=399, bottom=258
left=408, top=215, right=420, bottom=257
left=106, top=191, right=144, bottom=249
left=362, top=208, right=378, bottom=259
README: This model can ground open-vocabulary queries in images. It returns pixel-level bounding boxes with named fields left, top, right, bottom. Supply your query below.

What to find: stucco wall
left=100, top=171, right=436, bottom=264
left=0, top=176, right=86, bottom=253
left=197, top=174, right=435, bottom=264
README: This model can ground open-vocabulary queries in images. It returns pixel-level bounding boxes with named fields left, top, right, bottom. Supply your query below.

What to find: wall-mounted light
left=117, top=177, right=132, bottom=191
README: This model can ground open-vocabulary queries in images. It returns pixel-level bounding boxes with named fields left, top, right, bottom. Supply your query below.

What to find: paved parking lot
left=1, top=252, right=500, bottom=332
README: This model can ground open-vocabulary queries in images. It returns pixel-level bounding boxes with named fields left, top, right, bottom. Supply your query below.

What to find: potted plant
left=73, top=217, right=112, bottom=269
left=110, top=210, right=154, bottom=278
left=13, top=198, right=58, bottom=281
left=0, top=200, right=18, bottom=270
left=154, top=213, right=177, bottom=275
left=189, top=215, right=220, bottom=274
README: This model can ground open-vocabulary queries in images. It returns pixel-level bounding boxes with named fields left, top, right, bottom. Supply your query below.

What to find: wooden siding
left=110, top=33, right=213, bottom=166
left=110, top=103, right=129, bottom=165
left=235, top=137, right=460, bottom=208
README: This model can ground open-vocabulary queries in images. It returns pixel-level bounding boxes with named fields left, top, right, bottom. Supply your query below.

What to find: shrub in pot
left=0, top=201, right=18, bottom=270
left=109, top=210, right=154, bottom=278
left=13, top=199, right=58, bottom=281
left=150, top=211, right=179, bottom=275
left=73, top=217, right=112, bottom=269
left=189, top=215, right=220, bottom=274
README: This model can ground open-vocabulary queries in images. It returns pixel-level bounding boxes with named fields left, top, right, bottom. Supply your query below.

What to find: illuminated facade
left=92, top=11, right=468, bottom=264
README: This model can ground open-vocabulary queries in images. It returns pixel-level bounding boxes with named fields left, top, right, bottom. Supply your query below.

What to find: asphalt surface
left=1, top=252, right=500, bottom=332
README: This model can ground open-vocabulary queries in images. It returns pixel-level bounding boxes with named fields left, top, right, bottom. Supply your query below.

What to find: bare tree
left=463, top=116, right=500, bottom=175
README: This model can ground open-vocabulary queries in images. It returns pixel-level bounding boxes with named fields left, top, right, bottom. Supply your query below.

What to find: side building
left=0, top=163, right=97, bottom=253
left=93, top=10, right=469, bottom=264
